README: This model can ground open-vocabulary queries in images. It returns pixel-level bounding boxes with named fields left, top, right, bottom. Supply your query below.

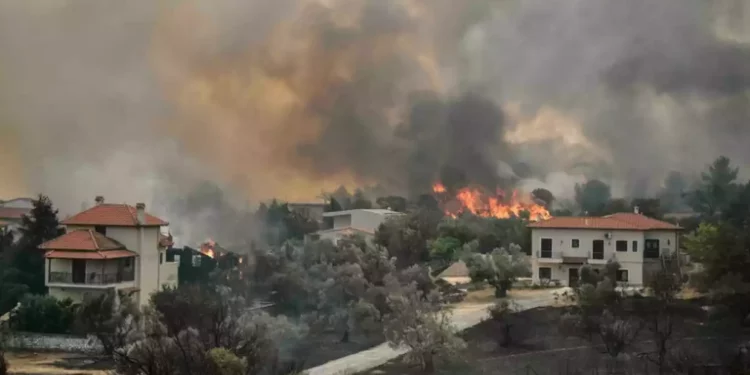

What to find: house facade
left=307, top=209, right=404, bottom=244
left=41, top=196, right=178, bottom=306
left=0, top=197, right=33, bottom=235
left=528, top=211, right=681, bottom=287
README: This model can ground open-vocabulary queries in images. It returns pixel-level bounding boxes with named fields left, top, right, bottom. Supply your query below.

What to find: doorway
left=592, top=240, right=604, bottom=260
left=568, top=268, right=580, bottom=287
left=72, top=259, right=86, bottom=284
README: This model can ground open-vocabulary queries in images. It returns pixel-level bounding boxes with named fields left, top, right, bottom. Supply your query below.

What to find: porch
left=46, top=257, right=136, bottom=287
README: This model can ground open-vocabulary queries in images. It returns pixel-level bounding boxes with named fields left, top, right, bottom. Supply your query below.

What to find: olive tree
left=464, top=244, right=530, bottom=297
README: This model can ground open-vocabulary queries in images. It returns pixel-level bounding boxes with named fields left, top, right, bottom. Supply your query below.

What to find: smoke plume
left=0, top=0, right=748, bottom=226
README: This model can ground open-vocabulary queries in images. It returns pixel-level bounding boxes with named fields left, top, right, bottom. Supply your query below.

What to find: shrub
left=10, top=295, right=77, bottom=333
left=208, top=348, right=246, bottom=375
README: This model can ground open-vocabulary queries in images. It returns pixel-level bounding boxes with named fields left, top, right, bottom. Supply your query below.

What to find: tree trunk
left=422, top=354, right=435, bottom=374
left=341, top=329, right=350, bottom=343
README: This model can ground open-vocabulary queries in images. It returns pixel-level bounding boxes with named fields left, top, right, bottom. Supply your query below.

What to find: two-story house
left=307, top=209, right=404, bottom=244
left=41, top=196, right=178, bottom=306
left=528, top=210, right=681, bottom=286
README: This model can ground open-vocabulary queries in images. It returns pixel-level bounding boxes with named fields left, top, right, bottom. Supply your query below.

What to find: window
left=123, top=258, right=132, bottom=268
left=616, top=240, right=627, bottom=252
left=166, top=251, right=176, bottom=263
left=160, top=252, right=163, bottom=265
left=540, top=238, right=552, bottom=258
left=632, top=241, right=638, bottom=252
left=617, top=270, right=629, bottom=282
left=538, top=267, right=552, bottom=280
left=667, top=239, right=671, bottom=245
left=94, top=225, right=106, bottom=235
left=645, top=239, right=660, bottom=259
left=192, top=255, right=202, bottom=267
left=592, top=240, right=604, bottom=260
left=572, top=239, right=579, bottom=248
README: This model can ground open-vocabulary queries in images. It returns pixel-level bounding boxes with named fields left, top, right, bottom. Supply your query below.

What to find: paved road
left=305, top=290, right=561, bottom=375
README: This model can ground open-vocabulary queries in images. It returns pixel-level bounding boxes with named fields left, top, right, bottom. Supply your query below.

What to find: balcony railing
left=536, top=251, right=612, bottom=263
left=48, top=270, right=135, bottom=285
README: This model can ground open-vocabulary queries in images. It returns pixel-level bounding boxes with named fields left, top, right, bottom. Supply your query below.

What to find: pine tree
left=13, top=194, right=60, bottom=295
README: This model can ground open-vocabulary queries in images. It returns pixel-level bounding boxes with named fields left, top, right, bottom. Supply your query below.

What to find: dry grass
left=5, top=352, right=110, bottom=375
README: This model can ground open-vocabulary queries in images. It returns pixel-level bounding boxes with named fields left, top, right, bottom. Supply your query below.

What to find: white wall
left=350, top=211, right=399, bottom=233
left=332, top=215, right=352, bottom=229
left=531, top=228, right=645, bottom=262
left=530, top=228, right=679, bottom=286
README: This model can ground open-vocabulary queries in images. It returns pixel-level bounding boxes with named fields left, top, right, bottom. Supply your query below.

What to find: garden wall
left=4, top=331, right=103, bottom=354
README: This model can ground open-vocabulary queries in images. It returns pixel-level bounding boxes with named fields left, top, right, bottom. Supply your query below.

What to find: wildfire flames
left=200, top=238, right=217, bottom=259
left=432, top=183, right=551, bottom=221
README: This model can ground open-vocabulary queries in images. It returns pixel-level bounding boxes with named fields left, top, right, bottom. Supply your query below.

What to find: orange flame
left=200, top=238, right=216, bottom=259
left=432, top=183, right=551, bottom=221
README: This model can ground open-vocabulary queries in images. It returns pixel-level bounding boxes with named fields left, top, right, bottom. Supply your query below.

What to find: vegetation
left=8, top=295, right=76, bottom=334
left=464, top=244, right=530, bottom=297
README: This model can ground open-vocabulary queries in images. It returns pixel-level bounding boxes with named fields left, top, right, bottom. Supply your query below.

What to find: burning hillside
left=432, top=183, right=551, bottom=221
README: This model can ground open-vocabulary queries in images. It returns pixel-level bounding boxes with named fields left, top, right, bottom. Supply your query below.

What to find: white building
left=528, top=211, right=681, bottom=287
left=41, top=196, right=178, bottom=306
left=307, top=209, right=404, bottom=244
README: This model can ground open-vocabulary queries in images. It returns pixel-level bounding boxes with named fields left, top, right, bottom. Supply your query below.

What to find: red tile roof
left=528, top=213, right=681, bottom=231
left=41, top=229, right=139, bottom=260
left=40, top=229, right=125, bottom=251
left=0, top=207, right=29, bottom=220
left=45, top=249, right=137, bottom=260
left=61, top=204, right=168, bottom=227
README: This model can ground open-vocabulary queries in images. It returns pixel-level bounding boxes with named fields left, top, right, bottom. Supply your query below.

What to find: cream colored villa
left=528, top=211, right=681, bottom=287
left=41, top=196, right=177, bottom=306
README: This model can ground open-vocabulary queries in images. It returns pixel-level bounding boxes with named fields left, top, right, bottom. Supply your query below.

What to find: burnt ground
left=5, top=332, right=378, bottom=374
left=360, top=299, right=750, bottom=375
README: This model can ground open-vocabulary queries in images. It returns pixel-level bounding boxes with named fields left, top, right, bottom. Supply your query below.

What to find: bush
left=10, top=295, right=77, bottom=333
left=208, top=348, right=246, bottom=375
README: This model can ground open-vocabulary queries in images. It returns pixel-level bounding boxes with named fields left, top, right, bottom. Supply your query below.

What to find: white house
left=41, top=196, right=178, bottom=306
left=307, top=209, right=404, bottom=244
left=528, top=211, right=681, bottom=287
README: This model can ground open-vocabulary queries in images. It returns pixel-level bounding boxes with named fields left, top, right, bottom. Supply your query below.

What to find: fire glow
left=200, top=239, right=217, bottom=259
left=432, top=183, right=551, bottom=221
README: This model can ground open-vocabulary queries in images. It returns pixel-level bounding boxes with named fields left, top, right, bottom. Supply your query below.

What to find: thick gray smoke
left=0, top=0, right=748, bottom=237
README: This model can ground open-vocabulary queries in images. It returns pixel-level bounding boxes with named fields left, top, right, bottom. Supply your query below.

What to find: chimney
left=95, top=196, right=104, bottom=205
left=136, top=203, right=146, bottom=225
left=634, top=206, right=640, bottom=215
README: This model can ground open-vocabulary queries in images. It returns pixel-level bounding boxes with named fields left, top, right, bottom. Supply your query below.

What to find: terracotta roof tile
left=0, top=207, right=29, bottom=220
left=62, top=203, right=168, bottom=227
left=40, top=229, right=125, bottom=251
left=528, top=212, right=681, bottom=231
left=44, top=249, right=137, bottom=259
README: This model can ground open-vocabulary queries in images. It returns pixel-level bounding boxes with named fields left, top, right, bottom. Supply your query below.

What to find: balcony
left=536, top=251, right=611, bottom=265
left=48, top=270, right=135, bottom=286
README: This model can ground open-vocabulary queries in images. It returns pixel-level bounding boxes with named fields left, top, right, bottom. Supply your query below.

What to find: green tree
left=76, top=289, right=141, bottom=355
left=531, top=188, right=555, bottom=208
left=602, top=198, right=630, bottom=215
left=687, top=156, right=739, bottom=217
left=10, top=295, right=76, bottom=333
left=383, top=278, right=466, bottom=374
left=631, top=198, right=662, bottom=218
left=13, top=194, right=60, bottom=295
left=429, top=236, right=462, bottom=263
left=350, top=189, right=373, bottom=209
left=375, top=196, right=407, bottom=212
left=683, top=223, right=721, bottom=264
left=464, top=244, right=530, bottom=297
left=575, top=180, right=612, bottom=215
left=375, top=210, right=441, bottom=269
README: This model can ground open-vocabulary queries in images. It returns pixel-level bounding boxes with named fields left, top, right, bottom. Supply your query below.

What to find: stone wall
left=4, top=331, right=103, bottom=354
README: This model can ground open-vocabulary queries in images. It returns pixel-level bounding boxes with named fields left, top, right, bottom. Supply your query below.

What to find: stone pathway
left=305, top=289, right=562, bottom=375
